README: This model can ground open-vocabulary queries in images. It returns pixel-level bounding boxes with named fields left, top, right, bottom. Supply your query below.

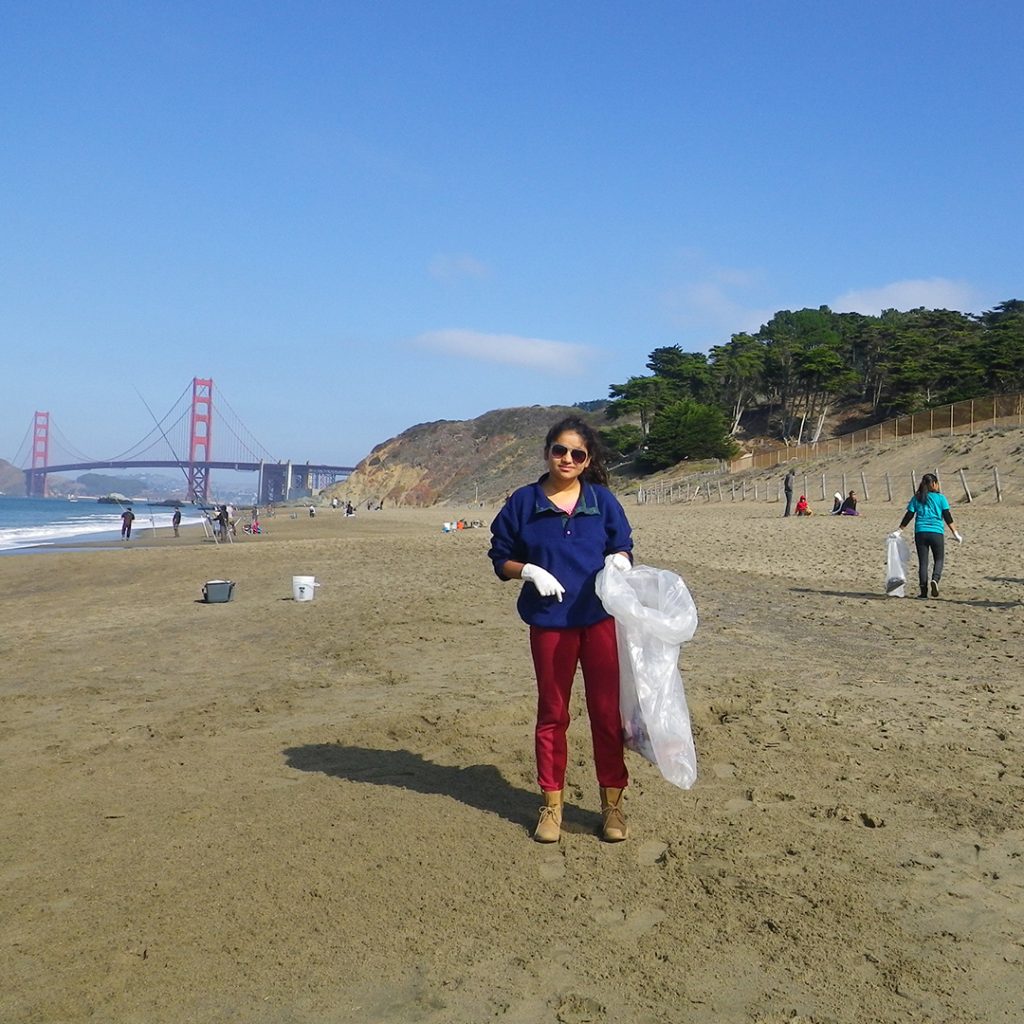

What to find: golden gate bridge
left=10, top=378, right=354, bottom=504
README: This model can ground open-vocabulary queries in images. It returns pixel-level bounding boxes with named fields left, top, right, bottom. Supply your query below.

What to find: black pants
left=783, top=491, right=793, bottom=517
left=915, top=532, right=944, bottom=595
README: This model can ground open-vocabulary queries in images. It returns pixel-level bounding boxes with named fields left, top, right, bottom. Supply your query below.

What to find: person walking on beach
left=488, top=416, right=634, bottom=844
left=171, top=507, right=181, bottom=538
left=783, top=469, right=795, bottom=517
left=120, top=506, right=135, bottom=540
left=893, top=473, right=962, bottom=598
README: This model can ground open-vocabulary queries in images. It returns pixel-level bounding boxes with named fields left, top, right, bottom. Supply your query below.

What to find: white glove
left=888, top=530, right=902, bottom=539
left=521, top=563, right=565, bottom=601
left=604, top=552, right=632, bottom=573
left=952, top=530, right=963, bottom=544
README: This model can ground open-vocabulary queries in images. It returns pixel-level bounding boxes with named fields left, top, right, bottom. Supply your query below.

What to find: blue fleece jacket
left=488, top=475, right=633, bottom=628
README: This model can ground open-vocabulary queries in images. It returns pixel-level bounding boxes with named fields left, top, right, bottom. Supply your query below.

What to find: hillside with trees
left=602, top=299, right=1024, bottom=470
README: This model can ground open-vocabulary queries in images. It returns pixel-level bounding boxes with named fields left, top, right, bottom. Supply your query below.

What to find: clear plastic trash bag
left=595, top=562, right=699, bottom=790
left=885, top=534, right=911, bottom=597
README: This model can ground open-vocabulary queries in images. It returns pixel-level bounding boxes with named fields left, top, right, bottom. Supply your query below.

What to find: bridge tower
left=27, top=411, right=50, bottom=497
left=187, top=378, right=213, bottom=502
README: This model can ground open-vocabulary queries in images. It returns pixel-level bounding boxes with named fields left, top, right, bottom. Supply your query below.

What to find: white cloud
left=832, top=278, right=978, bottom=315
left=428, top=253, right=490, bottom=281
left=669, top=279, right=775, bottom=336
left=660, top=255, right=775, bottom=341
left=412, top=329, right=592, bottom=374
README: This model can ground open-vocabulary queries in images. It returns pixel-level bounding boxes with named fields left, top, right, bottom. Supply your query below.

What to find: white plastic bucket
left=292, top=575, right=319, bottom=601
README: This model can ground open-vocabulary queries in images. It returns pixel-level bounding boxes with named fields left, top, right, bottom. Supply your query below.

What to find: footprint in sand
left=637, top=839, right=669, bottom=866
left=589, top=894, right=666, bottom=940
left=538, top=850, right=566, bottom=880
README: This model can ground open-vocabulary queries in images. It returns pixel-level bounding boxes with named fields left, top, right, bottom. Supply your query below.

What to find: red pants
left=529, top=617, right=628, bottom=793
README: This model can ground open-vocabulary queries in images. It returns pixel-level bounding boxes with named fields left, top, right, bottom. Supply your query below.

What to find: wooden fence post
left=860, top=471, right=869, bottom=501
left=911, top=469, right=917, bottom=492
left=958, top=468, right=972, bottom=503
left=885, top=471, right=892, bottom=502
left=993, top=467, right=1002, bottom=502
left=820, top=473, right=826, bottom=502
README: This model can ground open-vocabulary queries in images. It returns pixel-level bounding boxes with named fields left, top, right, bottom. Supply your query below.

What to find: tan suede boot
left=534, top=790, right=563, bottom=843
left=600, top=786, right=629, bottom=842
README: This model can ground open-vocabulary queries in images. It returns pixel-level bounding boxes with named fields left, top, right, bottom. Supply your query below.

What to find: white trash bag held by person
left=595, top=561, right=699, bottom=790
left=885, top=532, right=911, bottom=597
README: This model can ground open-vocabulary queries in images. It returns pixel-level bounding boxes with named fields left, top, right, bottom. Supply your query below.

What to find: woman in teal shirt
left=895, top=473, right=962, bottom=598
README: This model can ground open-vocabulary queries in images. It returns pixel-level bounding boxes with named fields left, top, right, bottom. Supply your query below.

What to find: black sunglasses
left=549, top=443, right=588, bottom=465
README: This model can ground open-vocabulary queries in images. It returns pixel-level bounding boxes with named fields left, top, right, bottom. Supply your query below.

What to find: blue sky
left=2, top=1, right=1021, bottom=468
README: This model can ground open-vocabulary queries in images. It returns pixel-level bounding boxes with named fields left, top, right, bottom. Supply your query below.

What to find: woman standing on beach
left=488, top=416, right=634, bottom=844
left=894, top=473, right=962, bottom=598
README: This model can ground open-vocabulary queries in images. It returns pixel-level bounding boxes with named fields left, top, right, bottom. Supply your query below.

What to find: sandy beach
left=2, top=492, right=1022, bottom=1023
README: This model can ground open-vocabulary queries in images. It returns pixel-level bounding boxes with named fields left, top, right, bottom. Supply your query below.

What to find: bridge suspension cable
left=215, top=388, right=278, bottom=463
left=9, top=419, right=33, bottom=468
left=49, top=419, right=102, bottom=464
left=103, top=382, right=194, bottom=463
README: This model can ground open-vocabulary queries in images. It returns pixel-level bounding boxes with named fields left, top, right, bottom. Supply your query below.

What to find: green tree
left=978, top=300, right=1024, bottom=392
left=759, top=307, right=850, bottom=440
left=709, top=332, right=766, bottom=434
left=639, top=399, right=739, bottom=470
left=599, top=424, right=645, bottom=460
left=878, top=308, right=983, bottom=410
left=606, top=375, right=672, bottom=435
left=646, top=346, right=715, bottom=403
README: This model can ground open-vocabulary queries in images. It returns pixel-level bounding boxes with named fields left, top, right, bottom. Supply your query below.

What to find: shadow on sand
left=791, top=586, right=1022, bottom=608
left=282, top=743, right=602, bottom=836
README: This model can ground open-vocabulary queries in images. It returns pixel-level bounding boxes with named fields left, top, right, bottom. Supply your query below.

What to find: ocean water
left=0, top=495, right=208, bottom=553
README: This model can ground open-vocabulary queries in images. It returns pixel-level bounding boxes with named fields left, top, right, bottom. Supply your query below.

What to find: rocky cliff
left=330, top=406, right=610, bottom=507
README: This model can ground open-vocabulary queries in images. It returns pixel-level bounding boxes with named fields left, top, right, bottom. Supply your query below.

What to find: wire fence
left=735, top=392, right=1024, bottom=471
left=636, top=392, right=1024, bottom=507
left=637, top=463, right=1024, bottom=508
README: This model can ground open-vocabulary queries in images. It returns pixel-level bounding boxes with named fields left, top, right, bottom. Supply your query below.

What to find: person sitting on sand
left=795, top=494, right=811, bottom=516
left=830, top=491, right=843, bottom=514
left=839, top=490, right=859, bottom=515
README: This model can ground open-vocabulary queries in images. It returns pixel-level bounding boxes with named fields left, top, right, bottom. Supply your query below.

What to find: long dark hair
left=544, top=416, right=610, bottom=486
left=916, top=472, right=939, bottom=503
